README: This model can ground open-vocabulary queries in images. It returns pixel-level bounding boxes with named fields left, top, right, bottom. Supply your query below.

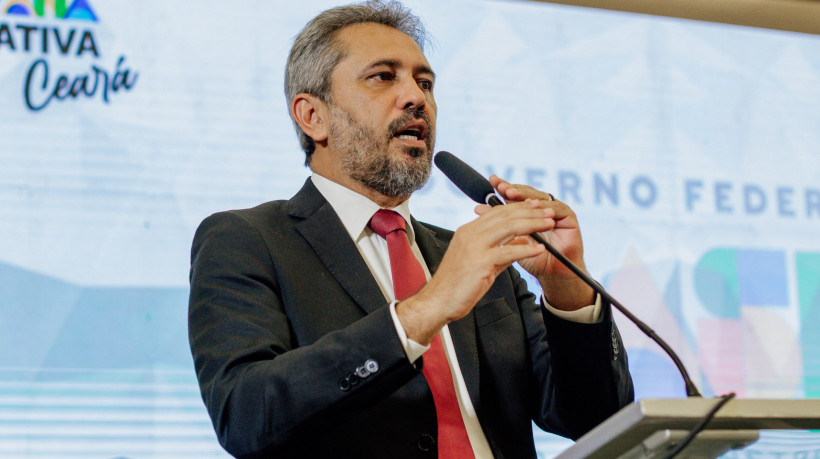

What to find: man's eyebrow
left=417, top=64, right=436, bottom=79
left=362, top=59, right=436, bottom=79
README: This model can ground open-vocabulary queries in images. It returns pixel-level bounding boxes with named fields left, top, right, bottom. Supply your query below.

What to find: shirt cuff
left=389, top=300, right=430, bottom=363
left=542, top=293, right=603, bottom=324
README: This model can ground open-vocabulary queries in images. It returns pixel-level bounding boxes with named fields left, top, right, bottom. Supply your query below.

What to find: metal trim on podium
left=556, top=398, right=820, bottom=458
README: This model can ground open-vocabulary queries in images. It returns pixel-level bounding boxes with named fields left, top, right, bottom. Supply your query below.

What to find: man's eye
left=372, top=72, right=394, bottom=81
left=418, top=80, right=433, bottom=91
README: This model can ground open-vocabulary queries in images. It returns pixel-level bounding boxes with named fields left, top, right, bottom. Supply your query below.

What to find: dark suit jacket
left=188, top=178, right=634, bottom=458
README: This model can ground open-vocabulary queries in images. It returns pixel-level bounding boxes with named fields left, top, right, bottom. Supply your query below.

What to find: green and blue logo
left=3, top=0, right=96, bottom=21
left=1, top=0, right=139, bottom=111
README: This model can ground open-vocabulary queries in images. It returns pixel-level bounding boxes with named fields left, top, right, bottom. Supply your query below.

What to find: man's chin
left=389, top=136, right=433, bottom=158
left=407, top=147, right=426, bottom=159
left=366, top=149, right=432, bottom=197
left=395, top=144, right=432, bottom=161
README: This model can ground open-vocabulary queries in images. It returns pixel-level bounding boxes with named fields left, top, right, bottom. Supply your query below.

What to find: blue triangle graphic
left=65, top=0, right=98, bottom=22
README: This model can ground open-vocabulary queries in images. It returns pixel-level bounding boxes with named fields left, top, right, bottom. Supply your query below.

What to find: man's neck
left=309, top=162, right=410, bottom=209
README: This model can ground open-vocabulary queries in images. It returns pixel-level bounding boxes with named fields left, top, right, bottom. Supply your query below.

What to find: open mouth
left=396, top=128, right=422, bottom=141
left=392, top=120, right=428, bottom=144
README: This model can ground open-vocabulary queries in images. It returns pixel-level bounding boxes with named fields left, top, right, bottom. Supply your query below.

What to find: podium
left=557, top=398, right=820, bottom=458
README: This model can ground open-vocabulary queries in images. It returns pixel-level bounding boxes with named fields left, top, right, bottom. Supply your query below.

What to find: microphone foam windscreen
left=434, top=151, right=496, bottom=204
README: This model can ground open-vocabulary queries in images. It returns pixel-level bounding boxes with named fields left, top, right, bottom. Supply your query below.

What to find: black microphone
left=433, top=150, right=702, bottom=398
left=433, top=151, right=503, bottom=206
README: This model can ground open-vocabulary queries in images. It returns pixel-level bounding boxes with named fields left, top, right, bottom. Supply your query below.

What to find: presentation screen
left=2, top=0, right=819, bottom=457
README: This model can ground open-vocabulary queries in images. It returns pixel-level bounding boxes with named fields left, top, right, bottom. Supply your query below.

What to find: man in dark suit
left=188, top=1, right=634, bottom=458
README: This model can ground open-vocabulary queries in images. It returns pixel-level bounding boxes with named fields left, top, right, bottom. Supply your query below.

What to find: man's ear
left=291, top=94, right=329, bottom=143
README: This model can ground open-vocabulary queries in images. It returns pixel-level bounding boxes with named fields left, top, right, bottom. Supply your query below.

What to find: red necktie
left=369, top=209, right=475, bottom=458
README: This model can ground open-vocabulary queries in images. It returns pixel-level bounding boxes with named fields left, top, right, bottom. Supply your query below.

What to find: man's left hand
left=474, top=175, right=595, bottom=311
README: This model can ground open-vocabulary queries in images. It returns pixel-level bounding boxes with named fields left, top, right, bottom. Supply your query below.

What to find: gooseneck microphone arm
left=434, top=150, right=702, bottom=398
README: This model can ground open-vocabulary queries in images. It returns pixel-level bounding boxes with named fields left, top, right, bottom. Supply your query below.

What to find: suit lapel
left=288, top=179, right=386, bottom=315
left=288, top=183, right=484, bottom=411
left=410, top=217, right=445, bottom=275
left=412, top=219, right=482, bottom=414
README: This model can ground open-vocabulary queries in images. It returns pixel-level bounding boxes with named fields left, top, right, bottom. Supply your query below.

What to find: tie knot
left=369, top=209, right=406, bottom=238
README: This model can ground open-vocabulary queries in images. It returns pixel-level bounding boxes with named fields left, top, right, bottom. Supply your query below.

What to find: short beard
left=330, top=106, right=434, bottom=198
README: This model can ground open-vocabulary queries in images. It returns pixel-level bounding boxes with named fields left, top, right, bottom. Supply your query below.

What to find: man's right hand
left=396, top=199, right=555, bottom=345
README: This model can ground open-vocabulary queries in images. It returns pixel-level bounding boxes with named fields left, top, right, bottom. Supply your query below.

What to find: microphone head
left=434, top=151, right=497, bottom=205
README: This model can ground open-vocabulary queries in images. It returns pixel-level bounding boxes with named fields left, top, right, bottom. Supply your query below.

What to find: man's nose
left=396, top=78, right=426, bottom=111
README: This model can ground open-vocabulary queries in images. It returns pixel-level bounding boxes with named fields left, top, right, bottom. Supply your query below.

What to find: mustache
left=387, top=108, right=430, bottom=138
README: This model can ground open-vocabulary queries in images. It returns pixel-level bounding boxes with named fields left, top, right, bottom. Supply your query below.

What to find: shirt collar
left=310, top=173, right=415, bottom=242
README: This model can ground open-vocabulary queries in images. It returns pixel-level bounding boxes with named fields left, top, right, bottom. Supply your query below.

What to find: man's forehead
left=334, top=22, right=431, bottom=70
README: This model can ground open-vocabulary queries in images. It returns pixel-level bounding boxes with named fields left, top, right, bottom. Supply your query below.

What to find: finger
left=488, top=175, right=506, bottom=190
left=542, top=200, right=580, bottom=229
left=497, top=234, right=537, bottom=248
left=501, top=234, right=539, bottom=247
left=474, top=199, right=555, bottom=218
left=474, top=197, right=536, bottom=214
left=508, top=184, right=553, bottom=203
left=465, top=206, right=556, bottom=246
left=489, top=175, right=519, bottom=201
left=477, top=215, right=555, bottom=245
left=499, top=193, right=576, bottom=229
left=488, top=175, right=531, bottom=202
left=490, top=175, right=556, bottom=203
left=472, top=201, right=557, bottom=237
left=476, top=199, right=550, bottom=222
left=487, top=242, right=546, bottom=267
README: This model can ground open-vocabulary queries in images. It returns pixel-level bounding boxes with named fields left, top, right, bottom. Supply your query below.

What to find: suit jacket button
left=348, top=373, right=360, bottom=386
left=355, top=366, right=370, bottom=378
left=364, top=359, right=379, bottom=373
left=339, top=377, right=351, bottom=391
left=417, top=433, right=435, bottom=452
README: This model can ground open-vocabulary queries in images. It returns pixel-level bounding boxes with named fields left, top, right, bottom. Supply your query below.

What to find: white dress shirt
left=310, top=173, right=600, bottom=458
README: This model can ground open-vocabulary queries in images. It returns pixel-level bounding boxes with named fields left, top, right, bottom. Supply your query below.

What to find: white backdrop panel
left=1, top=0, right=819, bottom=457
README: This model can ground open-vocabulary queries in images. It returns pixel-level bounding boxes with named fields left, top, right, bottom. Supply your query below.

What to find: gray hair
left=285, top=0, right=428, bottom=165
